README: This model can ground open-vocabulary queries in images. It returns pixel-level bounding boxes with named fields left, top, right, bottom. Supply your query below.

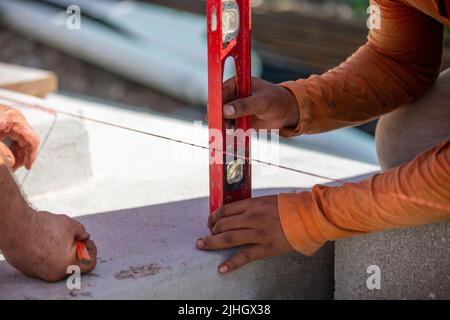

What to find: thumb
left=0, top=141, right=15, bottom=168
left=223, top=96, right=265, bottom=119
left=70, top=219, right=90, bottom=241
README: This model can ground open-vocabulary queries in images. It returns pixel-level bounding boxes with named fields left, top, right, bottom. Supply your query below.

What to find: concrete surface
left=0, top=94, right=93, bottom=197
left=16, top=117, right=92, bottom=198
left=335, top=222, right=450, bottom=300
left=0, top=91, right=381, bottom=299
left=0, top=193, right=334, bottom=300
left=10, top=92, right=378, bottom=215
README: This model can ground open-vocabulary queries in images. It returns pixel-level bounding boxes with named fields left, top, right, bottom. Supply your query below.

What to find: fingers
left=0, top=141, right=15, bottom=168
left=79, top=239, right=97, bottom=274
left=223, top=95, right=267, bottom=119
left=10, top=129, right=39, bottom=170
left=71, top=219, right=90, bottom=242
left=66, top=218, right=96, bottom=273
left=69, top=218, right=96, bottom=273
left=218, top=246, right=265, bottom=274
left=197, top=229, right=256, bottom=251
left=222, top=77, right=237, bottom=105
left=222, top=77, right=269, bottom=119
left=9, top=142, right=25, bottom=171
left=222, top=77, right=267, bottom=105
left=4, top=110, right=39, bottom=170
left=208, top=198, right=253, bottom=229
left=211, top=214, right=254, bottom=235
left=75, top=231, right=91, bottom=242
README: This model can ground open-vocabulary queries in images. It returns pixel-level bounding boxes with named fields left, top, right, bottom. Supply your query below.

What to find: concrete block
left=0, top=196, right=334, bottom=300
left=335, top=221, right=450, bottom=300
left=14, top=114, right=92, bottom=198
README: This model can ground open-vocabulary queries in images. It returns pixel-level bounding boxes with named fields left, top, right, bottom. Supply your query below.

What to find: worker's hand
left=220, top=77, right=299, bottom=130
left=196, top=195, right=295, bottom=274
left=1, top=208, right=97, bottom=282
left=0, top=104, right=40, bottom=171
left=0, top=141, right=16, bottom=168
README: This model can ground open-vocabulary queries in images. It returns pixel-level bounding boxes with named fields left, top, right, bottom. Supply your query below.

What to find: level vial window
left=222, top=0, right=240, bottom=44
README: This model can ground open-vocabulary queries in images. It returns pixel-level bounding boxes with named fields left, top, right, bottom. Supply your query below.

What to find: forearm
left=280, top=0, right=443, bottom=137
left=0, top=157, right=31, bottom=249
left=279, top=140, right=450, bottom=256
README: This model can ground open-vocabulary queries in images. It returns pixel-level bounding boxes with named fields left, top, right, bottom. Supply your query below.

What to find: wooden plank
left=146, top=0, right=450, bottom=73
left=0, top=62, right=57, bottom=97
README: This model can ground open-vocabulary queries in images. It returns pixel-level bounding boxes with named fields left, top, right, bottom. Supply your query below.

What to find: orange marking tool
left=76, top=241, right=91, bottom=266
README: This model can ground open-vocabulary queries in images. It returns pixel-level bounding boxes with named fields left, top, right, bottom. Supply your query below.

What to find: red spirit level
left=207, top=0, right=252, bottom=213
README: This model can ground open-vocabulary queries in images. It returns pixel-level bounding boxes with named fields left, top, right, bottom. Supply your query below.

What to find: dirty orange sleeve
left=278, top=140, right=450, bottom=256
left=279, top=0, right=443, bottom=137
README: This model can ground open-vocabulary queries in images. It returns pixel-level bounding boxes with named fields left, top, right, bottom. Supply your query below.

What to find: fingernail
left=223, top=105, right=235, bottom=117
left=196, top=239, right=204, bottom=249
left=219, top=265, right=229, bottom=274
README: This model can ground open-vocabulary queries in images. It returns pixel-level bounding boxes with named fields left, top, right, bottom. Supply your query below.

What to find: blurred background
left=1, top=0, right=450, bottom=136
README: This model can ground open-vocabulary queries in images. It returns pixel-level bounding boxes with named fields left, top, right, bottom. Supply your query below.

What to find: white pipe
left=0, top=0, right=262, bottom=105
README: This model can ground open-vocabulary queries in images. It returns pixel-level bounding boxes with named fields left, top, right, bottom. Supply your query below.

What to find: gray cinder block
left=335, top=221, right=450, bottom=300
left=14, top=115, right=92, bottom=198
left=0, top=196, right=334, bottom=300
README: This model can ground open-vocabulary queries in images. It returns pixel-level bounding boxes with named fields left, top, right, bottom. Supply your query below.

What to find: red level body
left=207, top=0, right=252, bottom=213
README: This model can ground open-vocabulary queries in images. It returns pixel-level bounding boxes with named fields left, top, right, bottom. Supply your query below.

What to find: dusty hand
left=1, top=209, right=97, bottom=282
left=0, top=104, right=40, bottom=170
left=221, top=77, right=299, bottom=130
left=196, top=196, right=294, bottom=274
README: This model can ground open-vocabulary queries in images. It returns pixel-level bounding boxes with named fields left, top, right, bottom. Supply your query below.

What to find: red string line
left=1, top=93, right=449, bottom=213
left=19, top=99, right=346, bottom=182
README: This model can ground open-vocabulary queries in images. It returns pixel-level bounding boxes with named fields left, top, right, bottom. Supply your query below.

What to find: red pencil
left=76, top=241, right=91, bottom=266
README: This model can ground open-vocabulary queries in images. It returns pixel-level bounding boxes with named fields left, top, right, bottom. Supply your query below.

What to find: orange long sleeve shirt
left=278, top=0, right=450, bottom=255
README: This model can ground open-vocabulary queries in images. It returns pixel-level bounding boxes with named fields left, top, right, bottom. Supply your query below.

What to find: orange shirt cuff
left=278, top=81, right=312, bottom=137
left=278, top=192, right=327, bottom=256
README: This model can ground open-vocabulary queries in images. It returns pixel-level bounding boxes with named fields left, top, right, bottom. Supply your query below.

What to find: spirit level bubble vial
left=207, top=0, right=252, bottom=213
